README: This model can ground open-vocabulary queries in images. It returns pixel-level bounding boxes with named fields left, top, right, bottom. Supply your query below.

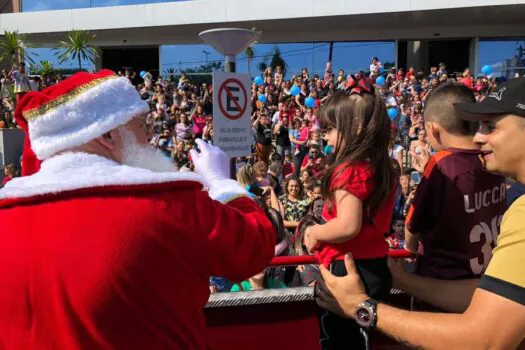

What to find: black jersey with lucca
left=406, top=148, right=507, bottom=279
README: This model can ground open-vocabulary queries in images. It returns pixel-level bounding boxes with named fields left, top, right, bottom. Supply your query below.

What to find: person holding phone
left=410, top=171, right=421, bottom=185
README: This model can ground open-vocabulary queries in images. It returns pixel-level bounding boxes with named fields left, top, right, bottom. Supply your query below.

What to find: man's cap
left=455, top=77, right=525, bottom=120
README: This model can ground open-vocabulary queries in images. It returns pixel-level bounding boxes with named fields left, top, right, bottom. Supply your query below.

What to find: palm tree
left=54, top=30, right=100, bottom=70
left=163, top=68, right=177, bottom=82
left=268, top=46, right=288, bottom=76
left=243, top=27, right=261, bottom=77
left=244, top=45, right=255, bottom=77
left=0, top=30, right=38, bottom=66
left=37, top=60, right=55, bottom=78
left=257, top=46, right=288, bottom=77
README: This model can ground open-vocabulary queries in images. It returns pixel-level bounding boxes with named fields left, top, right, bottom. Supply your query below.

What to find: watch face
left=356, top=307, right=372, bottom=327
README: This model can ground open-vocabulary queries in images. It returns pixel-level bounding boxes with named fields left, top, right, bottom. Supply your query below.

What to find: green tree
left=243, top=27, right=261, bottom=77
left=37, top=60, right=55, bottom=78
left=163, top=68, right=176, bottom=82
left=258, top=46, right=288, bottom=76
left=54, top=30, right=100, bottom=70
left=244, top=45, right=255, bottom=77
left=178, top=62, right=223, bottom=85
left=0, top=30, right=38, bottom=66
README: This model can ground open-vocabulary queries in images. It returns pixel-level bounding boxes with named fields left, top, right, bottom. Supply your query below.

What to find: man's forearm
left=396, top=273, right=479, bottom=312
left=377, top=304, right=477, bottom=350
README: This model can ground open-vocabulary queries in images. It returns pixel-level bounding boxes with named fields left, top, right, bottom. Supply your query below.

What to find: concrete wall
left=2, top=1, right=525, bottom=46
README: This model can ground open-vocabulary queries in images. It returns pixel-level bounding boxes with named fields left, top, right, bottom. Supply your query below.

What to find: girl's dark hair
left=319, top=89, right=396, bottom=218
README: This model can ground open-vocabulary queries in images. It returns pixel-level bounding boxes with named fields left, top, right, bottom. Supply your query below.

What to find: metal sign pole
left=224, top=55, right=237, bottom=179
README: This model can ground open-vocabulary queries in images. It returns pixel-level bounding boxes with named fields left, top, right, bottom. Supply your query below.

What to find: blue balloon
left=290, top=85, right=301, bottom=96
left=258, top=94, right=267, bottom=103
left=305, top=96, right=316, bottom=108
left=375, top=76, right=386, bottom=86
left=481, top=65, right=493, bottom=75
left=387, top=108, right=398, bottom=120
left=140, top=71, right=147, bottom=79
left=254, top=76, right=264, bottom=86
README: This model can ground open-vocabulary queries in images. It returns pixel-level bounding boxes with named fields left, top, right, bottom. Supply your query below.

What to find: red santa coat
left=0, top=152, right=275, bottom=350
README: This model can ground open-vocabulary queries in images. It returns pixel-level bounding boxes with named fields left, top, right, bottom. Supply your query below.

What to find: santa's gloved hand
left=189, top=139, right=230, bottom=183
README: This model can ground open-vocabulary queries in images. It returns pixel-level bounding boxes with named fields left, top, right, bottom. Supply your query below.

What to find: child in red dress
left=305, top=75, right=397, bottom=350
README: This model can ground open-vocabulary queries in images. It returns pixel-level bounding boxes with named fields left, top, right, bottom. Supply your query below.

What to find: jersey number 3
left=469, top=215, right=503, bottom=275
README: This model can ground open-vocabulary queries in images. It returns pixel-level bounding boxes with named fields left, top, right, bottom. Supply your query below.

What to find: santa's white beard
left=119, top=127, right=177, bottom=173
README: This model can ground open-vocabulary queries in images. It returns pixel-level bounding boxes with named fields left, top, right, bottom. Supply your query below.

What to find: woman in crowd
left=174, top=113, right=192, bottom=143
left=202, top=116, right=213, bottom=144
left=389, top=126, right=405, bottom=173
left=409, top=128, right=431, bottom=168
left=279, top=175, right=314, bottom=235
left=1, top=163, right=17, bottom=187
left=299, top=169, right=315, bottom=191
left=253, top=111, right=273, bottom=165
left=191, top=104, right=207, bottom=139
left=171, top=141, right=189, bottom=170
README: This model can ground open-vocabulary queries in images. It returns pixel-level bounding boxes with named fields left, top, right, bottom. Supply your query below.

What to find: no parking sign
left=213, top=72, right=252, bottom=157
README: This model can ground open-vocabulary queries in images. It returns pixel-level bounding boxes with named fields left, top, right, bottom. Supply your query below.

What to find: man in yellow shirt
left=315, top=77, right=525, bottom=349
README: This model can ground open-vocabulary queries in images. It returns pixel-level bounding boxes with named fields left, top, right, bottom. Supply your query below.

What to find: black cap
left=455, top=77, right=525, bottom=120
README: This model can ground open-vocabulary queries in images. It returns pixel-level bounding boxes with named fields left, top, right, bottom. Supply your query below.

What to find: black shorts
left=318, top=257, right=392, bottom=350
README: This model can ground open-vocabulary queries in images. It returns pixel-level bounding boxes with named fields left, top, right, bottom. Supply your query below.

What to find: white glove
left=189, top=139, right=230, bottom=183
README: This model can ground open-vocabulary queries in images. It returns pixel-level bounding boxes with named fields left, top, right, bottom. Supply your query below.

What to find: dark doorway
left=397, top=40, right=408, bottom=72
left=101, top=47, right=159, bottom=77
left=428, top=40, right=470, bottom=75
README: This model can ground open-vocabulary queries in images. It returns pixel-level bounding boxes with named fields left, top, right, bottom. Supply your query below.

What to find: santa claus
left=0, top=70, right=276, bottom=349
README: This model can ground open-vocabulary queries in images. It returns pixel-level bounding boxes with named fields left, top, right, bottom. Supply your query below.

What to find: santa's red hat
left=15, top=69, right=149, bottom=175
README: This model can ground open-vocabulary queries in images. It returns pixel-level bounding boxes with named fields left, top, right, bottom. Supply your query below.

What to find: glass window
left=478, top=39, right=525, bottom=79
left=22, top=0, right=187, bottom=12
left=161, top=41, right=395, bottom=79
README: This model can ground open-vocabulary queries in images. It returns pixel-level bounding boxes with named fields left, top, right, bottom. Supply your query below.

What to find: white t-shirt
left=390, top=144, right=404, bottom=160
left=369, top=63, right=382, bottom=74
left=272, top=111, right=280, bottom=125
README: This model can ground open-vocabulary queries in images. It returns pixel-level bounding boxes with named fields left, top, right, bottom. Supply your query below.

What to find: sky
left=22, top=0, right=524, bottom=76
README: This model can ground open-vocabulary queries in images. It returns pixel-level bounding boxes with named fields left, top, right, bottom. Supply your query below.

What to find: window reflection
left=22, top=0, right=188, bottom=12
left=478, top=39, right=525, bottom=79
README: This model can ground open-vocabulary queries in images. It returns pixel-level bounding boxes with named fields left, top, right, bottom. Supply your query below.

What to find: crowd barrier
left=205, top=250, right=414, bottom=350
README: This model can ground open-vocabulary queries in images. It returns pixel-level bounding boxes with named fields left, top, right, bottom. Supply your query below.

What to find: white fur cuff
left=207, top=179, right=252, bottom=204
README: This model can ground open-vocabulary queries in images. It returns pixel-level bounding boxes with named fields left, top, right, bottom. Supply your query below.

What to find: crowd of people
left=0, top=58, right=516, bottom=286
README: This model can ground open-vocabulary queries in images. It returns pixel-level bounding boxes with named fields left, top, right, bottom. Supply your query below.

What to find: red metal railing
left=269, top=249, right=414, bottom=266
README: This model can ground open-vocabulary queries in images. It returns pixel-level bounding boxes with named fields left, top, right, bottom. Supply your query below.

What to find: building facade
left=1, top=0, right=524, bottom=77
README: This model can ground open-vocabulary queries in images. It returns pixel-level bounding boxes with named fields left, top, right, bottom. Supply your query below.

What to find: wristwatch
left=355, top=298, right=378, bottom=330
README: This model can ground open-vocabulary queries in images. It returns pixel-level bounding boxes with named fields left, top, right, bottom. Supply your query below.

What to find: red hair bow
left=345, top=74, right=373, bottom=95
